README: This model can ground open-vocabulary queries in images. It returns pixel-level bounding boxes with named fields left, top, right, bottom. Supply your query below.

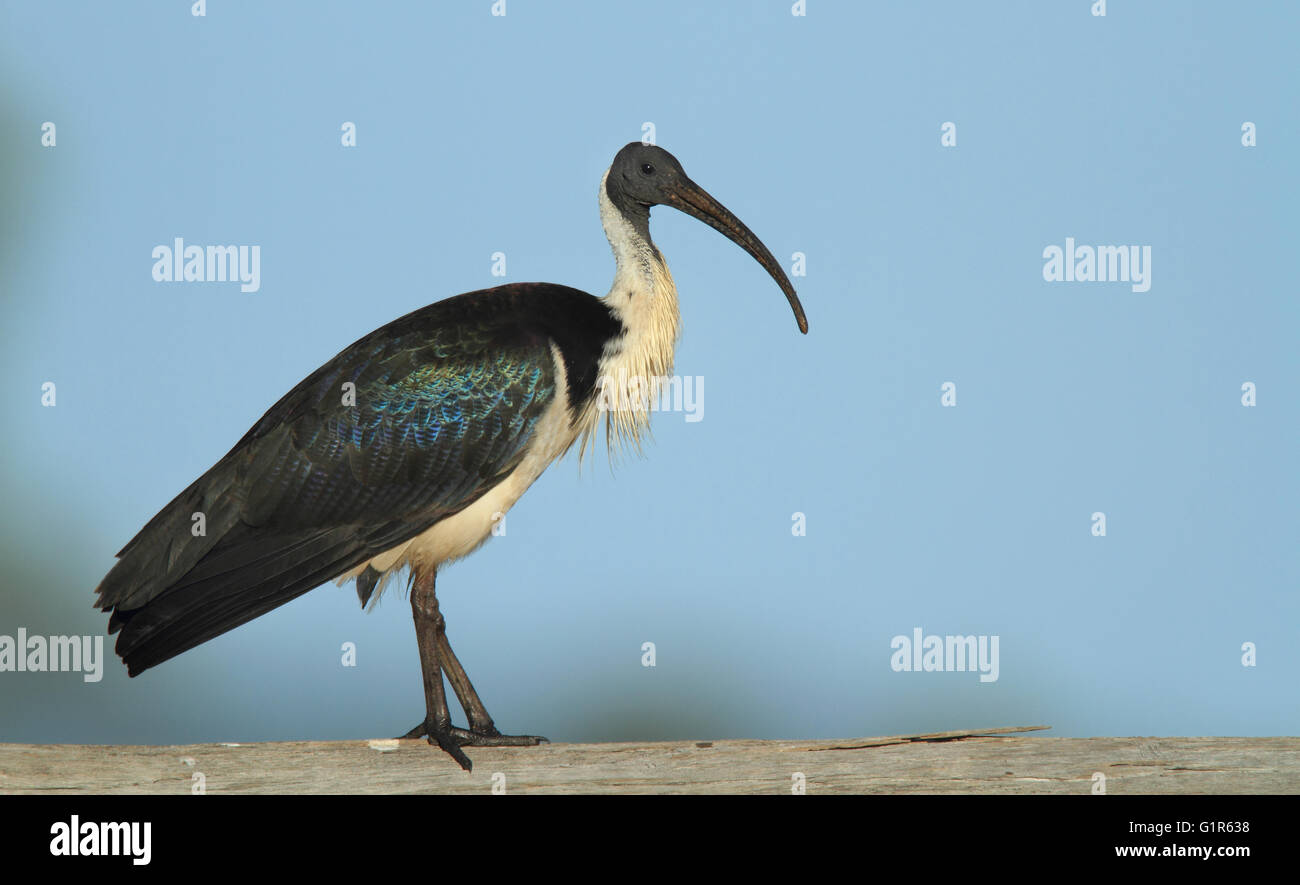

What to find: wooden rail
left=2, top=727, right=1296, bottom=794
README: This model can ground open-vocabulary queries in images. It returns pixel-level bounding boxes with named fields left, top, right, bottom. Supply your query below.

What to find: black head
left=605, top=142, right=808, bottom=334
left=606, top=142, right=692, bottom=211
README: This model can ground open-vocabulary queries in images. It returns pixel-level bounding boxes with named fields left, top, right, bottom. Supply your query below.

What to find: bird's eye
left=640, top=163, right=655, bottom=175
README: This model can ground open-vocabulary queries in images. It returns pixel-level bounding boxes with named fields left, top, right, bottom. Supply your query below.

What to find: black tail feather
left=106, top=526, right=377, bottom=676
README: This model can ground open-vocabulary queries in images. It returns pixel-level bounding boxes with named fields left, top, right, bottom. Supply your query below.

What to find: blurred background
left=1, top=1, right=1296, bottom=747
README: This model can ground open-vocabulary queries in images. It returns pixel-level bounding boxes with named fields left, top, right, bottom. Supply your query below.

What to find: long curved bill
left=664, top=178, right=809, bottom=334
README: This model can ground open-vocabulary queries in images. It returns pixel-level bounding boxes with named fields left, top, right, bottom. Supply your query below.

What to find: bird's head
left=605, top=142, right=808, bottom=334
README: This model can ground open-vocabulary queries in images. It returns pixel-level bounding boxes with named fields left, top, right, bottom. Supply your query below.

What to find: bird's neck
left=579, top=170, right=682, bottom=459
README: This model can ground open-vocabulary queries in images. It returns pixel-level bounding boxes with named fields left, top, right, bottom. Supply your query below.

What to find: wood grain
left=2, top=727, right=1296, bottom=794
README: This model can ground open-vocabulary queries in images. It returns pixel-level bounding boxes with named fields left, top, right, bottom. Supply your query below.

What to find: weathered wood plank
left=1, top=728, right=1296, bottom=794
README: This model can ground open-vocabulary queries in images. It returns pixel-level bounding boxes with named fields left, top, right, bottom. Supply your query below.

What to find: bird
left=93, top=142, right=808, bottom=770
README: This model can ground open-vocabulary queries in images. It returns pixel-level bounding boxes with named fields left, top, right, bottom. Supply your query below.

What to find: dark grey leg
left=398, top=566, right=548, bottom=769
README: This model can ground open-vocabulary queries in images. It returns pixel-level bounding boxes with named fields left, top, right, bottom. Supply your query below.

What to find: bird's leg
left=435, top=632, right=495, bottom=731
left=436, top=630, right=548, bottom=748
left=401, top=566, right=473, bottom=769
left=399, top=567, right=547, bottom=766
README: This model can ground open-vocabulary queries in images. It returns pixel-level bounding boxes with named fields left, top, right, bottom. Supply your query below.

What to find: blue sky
left=1, top=1, right=1296, bottom=748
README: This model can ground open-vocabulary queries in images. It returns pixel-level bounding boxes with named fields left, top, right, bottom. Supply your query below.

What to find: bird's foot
left=397, top=720, right=548, bottom=770
left=398, top=720, right=432, bottom=740
left=447, top=725, right=549, bottom=747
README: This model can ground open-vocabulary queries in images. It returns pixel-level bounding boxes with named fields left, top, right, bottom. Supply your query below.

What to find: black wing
left=94, top=283, right=611, bottom=675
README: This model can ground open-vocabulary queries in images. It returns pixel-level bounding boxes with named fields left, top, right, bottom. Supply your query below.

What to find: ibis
left=94, top=142, right=808, bottom=770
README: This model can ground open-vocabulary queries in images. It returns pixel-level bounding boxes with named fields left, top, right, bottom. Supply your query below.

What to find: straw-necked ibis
left=94, top=142, right=808, bottom=769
